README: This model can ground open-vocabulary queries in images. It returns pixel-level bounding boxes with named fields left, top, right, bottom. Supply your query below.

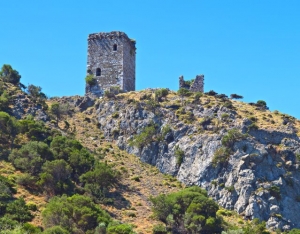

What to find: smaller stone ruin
left=179, top=74, right=204, bottom=92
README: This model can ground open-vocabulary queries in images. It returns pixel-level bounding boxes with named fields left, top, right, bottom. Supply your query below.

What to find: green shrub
left=221, top=129, right=247, bottom=148
left=26, top=202, right=38, bottom=212
left=127, top=212, right=136, bottom=218
left=131, top=176, right=140, bottom=182
left=152, top=224, right=167, bottom=234
left=107, top=223, right=135, bottom=234
left=155, top=88, right=169, bottom=102
left=269, top=185, right=281, bottom=200
left=194, top=92, right=202, bottom=100
left=80, top=162, right=119, bottom=200
left=248, top=116, right=257, bottom=122
left=129, top=123, right=156, bottom=150
left=230, top=94, right=243, bottom=99
left=0, top=64, right=21, bottom=84
left=177, top=88, right=191, bottom=97
left=205, top=90, right=218, bottom=96
left=221, top=113, right=229, bottom=121
left=37, top=159, right=73, bottom=195
left=212, top=147, right=231, bottom=167
left=9, top=141, right=53, bottom=175
left=150, top=186, right=222, bottom=234
left=161, top=125, right=171, bottom=139
left=42, top=194, right=111, bottom=233
left=85, top=74, right=97, bottom=86
left=174, top=145, right=184, bottom=166
left=112, top=112, right=119, bottom=118
left=22, top=223, right=42, bottom=233
left=223, top=101, right=233, bottom=109
left=225, top=186, right=235, bottom=193
left=5, top=198, right=33, bottom=222
left=256, top=100, right=267, bottom=108
left=289, top=229, right=300, bottom=234
left=247, top=123, right=258, bottom=131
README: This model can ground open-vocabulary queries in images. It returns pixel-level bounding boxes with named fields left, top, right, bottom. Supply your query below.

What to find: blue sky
left=1, top=1, right=299, bottom=118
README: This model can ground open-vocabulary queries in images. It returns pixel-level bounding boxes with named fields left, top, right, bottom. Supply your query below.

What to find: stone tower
left=179, top=75, right=204, bottom=92
left=86, top=31, right=136, bottom=96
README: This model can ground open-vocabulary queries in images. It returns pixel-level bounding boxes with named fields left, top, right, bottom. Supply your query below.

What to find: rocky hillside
left=1, top=63, right=300, bottom=233
left=61, top=89, right=300, bottom=231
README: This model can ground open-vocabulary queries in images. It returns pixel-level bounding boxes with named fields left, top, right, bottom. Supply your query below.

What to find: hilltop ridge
left=62, top=88, right=300, bottom=231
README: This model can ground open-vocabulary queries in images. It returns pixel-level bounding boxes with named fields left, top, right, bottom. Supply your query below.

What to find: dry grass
left=64, top=109, right=182, bottom=233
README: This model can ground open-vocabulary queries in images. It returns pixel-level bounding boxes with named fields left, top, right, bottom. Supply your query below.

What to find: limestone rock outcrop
left=89, top=97, right=300, bottom=230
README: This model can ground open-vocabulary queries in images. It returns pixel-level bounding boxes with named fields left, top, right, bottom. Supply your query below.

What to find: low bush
left=42, top=194, right=111, bottom=233
left=221, top=129, right=247, bottom=148
left=205, top=90, right=218, bottom=96
left=85, top=75, right=97, bottom=86
left=150, top=186, right=222, bottom=234
left=152, top=224, right=167, bottom=234
left=212, top=147, right=231, bottom=167
left=269, top=185, right=281, bottom=200
left=174, top=145, right=184, bottom=166
left=129, top=123, right=157, bottom=150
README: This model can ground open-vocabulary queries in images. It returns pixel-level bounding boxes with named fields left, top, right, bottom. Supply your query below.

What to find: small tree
left=256, top=100, right=267, bottom=108
left=205, top=90, right=218, bottom=96
left=129, top=124, right=156, bottom=151
left=0, top=91, right=10, bottom=111
left=155, top=88, right=169, bottom=102
left=9, top=141, right=53, bottom=175
left=80, top=162, right=118, bottom=200
left=0, top=64, right=21, bottom=84
left=174, top=145, right=184, bottom=166
left=177, top=88, right=190, bottom=105
left=42, top=194, right=111, bottom=233
left=50, top=103, right=68, bottom=126
left=37, top=159, right=73, bottom=195
left=27, top=84, right=47, bottom=103
left=230, top=94, right=243, bottom=99
left=5, top=198, right=33, bottom=222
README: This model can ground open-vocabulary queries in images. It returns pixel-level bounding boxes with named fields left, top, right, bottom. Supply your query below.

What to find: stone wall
left=179, top=74, right=204, bottom=92
left=86, top=31, right=136, bottom=96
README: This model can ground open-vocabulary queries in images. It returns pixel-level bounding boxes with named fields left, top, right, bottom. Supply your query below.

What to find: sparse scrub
left=129, top=123, right=157, bottom=150
left=269, top=185, right=281, bottom=200
left=85, top=74, right=97, bottom=86
left=212, top=147, right=231, bottom=167
left=112, top=112, right=119, bottom=118
left=221, top=129, right=247, bottom=148
left=205, top=90, right=218, bottom=96
left=174, top=145, right=184, bottom=166
left=155, top=88, right=169, bottom=102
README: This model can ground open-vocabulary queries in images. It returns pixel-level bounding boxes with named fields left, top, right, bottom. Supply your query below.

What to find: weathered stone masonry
left=179, top=74, right=204, bottom=92
left=86, top=31, right=136, bottom=96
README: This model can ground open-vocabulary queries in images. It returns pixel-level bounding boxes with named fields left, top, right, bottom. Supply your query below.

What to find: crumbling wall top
left=179, top=74, right=204, bottom=93
left=88, top=31, right=136, bottom=49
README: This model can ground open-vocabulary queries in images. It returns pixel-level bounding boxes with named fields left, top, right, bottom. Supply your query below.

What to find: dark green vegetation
left=0, top=65, right=133, bottom=233
left=150, top=187, right=280, bottom=234
left=85, top=74, right=97, bottom=86
left=151, top=186, right=222, bottom=233
left=212, top=129, right=247, bottom=167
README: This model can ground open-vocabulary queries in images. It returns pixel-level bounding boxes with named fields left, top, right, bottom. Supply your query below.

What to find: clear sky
left=1, top=1, right=299, bottom=118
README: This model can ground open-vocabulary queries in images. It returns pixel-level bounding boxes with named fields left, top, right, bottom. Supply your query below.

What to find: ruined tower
left=179, top=75, right=204, bottom=92
left=86, top=31, right=136, bottom=96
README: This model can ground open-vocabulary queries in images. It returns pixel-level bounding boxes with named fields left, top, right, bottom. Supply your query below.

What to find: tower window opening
left=96, top=68, right=101, bottom=76
left=113, top=44, right=117, bottom=51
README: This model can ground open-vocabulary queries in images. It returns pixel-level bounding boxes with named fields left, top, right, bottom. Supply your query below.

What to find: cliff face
left=86, top=91, right=300, bottom=231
